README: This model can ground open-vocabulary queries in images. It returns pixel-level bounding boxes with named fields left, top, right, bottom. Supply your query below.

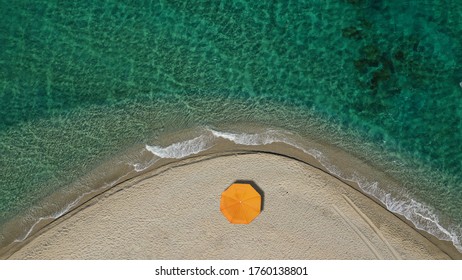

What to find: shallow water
left=1, top=0, right=461, bottom=252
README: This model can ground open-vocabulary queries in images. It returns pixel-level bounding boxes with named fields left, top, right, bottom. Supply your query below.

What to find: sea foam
left=17, top=128, right=461, bottom=253
left=145, top=134, right=214, bottom=159
left=210, top=129, right=290, bottom=145
left=142, top=128, right=462, bottom=253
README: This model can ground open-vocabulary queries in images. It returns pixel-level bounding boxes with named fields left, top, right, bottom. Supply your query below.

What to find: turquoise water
left=1, top=0, right=461, bottom=252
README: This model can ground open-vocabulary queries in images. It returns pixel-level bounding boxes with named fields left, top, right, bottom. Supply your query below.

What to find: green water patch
left=0, top=0, right=461, bottom=251
left=1, top=95, right=461, bottom=252
left=1, top=0, right=461, bottom=173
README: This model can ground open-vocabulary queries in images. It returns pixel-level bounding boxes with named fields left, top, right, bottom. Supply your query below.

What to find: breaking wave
left=6, top=127, right=461, bottom=254
left=145, top=134, right=215, bottom=159
left=142, top=128, right=462, bottom=253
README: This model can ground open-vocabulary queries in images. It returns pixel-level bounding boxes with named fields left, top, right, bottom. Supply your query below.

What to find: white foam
left=210, top=129, right=287, bottom=146
left=145, top=134, right=214, bottom=159
left=14, top=128, right=462, bottom=253
left=132, top=158, right=160, bottom=172
left=208, top=129, right=462, bottom=252
left=211, top=129, right=348, bottom=180
left=14, top=172, right=133, bottom=242
left=133, top=163, right=146, bottom=172
left=353, top=174, right=462, bottom=252
left=14, top=197, right=82, bottom=243
left=303, top=147, right=345, bottom=177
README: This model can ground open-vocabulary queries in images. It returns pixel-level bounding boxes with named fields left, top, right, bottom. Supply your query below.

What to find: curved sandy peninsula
left=7, top=153, right=454, bottom=259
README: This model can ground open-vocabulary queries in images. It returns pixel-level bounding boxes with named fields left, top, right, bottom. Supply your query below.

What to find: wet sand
left=7, top=153, right=454, bottom=259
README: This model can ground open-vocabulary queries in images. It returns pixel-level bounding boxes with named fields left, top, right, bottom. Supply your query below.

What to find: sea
left=0, top=0, right=461, bottom=253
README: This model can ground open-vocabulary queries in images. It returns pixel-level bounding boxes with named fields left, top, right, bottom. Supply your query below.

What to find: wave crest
left=142, top=128, right=462, bottom=253
left=145, top=134, right=214, bottom=159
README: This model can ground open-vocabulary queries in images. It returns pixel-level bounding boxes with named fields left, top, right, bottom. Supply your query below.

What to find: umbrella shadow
left=233, top=179, right=265, bottom=212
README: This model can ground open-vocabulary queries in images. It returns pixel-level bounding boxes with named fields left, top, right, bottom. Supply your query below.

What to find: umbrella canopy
left=220, top=183, right=261, bottom=224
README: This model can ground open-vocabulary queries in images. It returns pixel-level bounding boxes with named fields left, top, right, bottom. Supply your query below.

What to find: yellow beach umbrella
left=220, top=183, right=261, bottom=224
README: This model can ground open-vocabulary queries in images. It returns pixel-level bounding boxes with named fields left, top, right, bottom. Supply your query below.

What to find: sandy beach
left=6, top=153, right=455, bottom=259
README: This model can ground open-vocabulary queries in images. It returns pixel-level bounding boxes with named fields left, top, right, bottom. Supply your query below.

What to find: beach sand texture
left=9, top=153, right=451, bottom=259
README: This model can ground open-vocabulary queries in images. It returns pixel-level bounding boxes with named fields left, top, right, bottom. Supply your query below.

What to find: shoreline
left=2, top=148, right=461, bottom=259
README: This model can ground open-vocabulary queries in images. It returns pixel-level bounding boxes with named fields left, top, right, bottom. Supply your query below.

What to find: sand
left=7, top=153, right=453, bottom=259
